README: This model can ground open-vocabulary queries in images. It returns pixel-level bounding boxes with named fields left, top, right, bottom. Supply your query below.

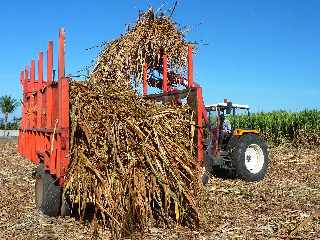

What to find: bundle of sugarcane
left=64, top=8, right=203, bottom=238
left=90, top=8, right=188, bottom=87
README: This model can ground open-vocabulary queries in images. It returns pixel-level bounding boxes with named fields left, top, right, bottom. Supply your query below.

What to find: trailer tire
left=35, top=163, right=45, bottom=209
left=229, top=134, right=268, bottom=181
left=35, top=163, right=62, bottom=216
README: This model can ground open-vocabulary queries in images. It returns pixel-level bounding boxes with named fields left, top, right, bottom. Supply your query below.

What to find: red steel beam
left=27, top=65, right=30, bottom=129
left=38, top=52, right=44, bottom=84
left=58, top=28, right=65, bottom=80
left=58, top=28, right=68, bottom=129
left=31, top=60, right=36, bottom=128
left=25, top=65, right=29, bottom=129
left=196, top=87, right=204, bottom=163
left=47, top=41, right=53, bottom=84
left=59, top=78, right=70, bottom=184
left=193, top=82, right=209, bottom=126
left=37, top=52, right=44, bottom=128
left=47, top=40, right=55, bottom=173
left=58, top=28, right=69, bottom=181
left=47, top=41, right=53, bottom=129
left=31, top=60, right=35, bottom=91
left=25, top=66, right=29, bottom=94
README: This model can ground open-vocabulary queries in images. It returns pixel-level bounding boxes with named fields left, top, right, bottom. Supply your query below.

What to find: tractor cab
left=205, top=100, right=258, bottom=149
left=205, top=100, right=256, bottom=133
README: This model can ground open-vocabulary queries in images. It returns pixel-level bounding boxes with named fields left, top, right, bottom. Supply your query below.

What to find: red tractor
left=18, top=29, right=268, bottom=216
left=203, top=101, right=268, bottom=183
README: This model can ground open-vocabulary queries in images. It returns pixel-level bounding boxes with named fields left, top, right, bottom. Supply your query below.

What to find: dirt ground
left=0, top=139, right=319, bottom=240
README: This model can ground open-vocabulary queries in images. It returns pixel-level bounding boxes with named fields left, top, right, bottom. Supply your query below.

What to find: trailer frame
left=18, top=29, right=208, bottom=187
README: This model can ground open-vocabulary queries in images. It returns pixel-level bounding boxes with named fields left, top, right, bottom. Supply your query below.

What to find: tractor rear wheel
left=35, top=163, right=62, bottom=216
left=229, top=134, right=269, bottom=181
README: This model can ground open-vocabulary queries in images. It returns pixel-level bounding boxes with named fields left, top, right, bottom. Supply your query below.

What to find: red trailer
left=18, top=29, right=268, bottom=216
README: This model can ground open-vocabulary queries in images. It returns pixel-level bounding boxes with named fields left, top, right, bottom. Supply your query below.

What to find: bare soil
left=0, top=140, right=319, bottom=239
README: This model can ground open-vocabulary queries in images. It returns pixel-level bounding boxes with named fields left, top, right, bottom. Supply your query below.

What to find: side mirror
left=226, top=101, right=232, bottom=114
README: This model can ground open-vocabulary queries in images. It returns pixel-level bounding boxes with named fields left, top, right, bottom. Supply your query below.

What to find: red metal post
left=196, top=87, right=204, bottom=163
left=47, top=41, right=53, bottom=129
left=193, top=82, right=209, bottom=125
left=26, top=66, right=30, bottom=129
left=20, top=71, right=25, bottom=129
left=37, top=52, right=44, bottom=128
left=143, top=63, right=148, bottom=95
left=162, top=55, right=168, bottom=92
left=47, top=41, right=55, bottom=172
left=188, top=45, right=193, bottom=88
left=47, top=42, right=53, bottom=84
left=59, top=78, right=69, bottom=183
left=38, top=52, right=44, bottom=84
left=31, top=60, right=35, bottom=91
left=58, top=28, right=65, bottom=80
left=61, top=84, right=70, bottom=134
left=31, top=60, right=36, bottom=128
left=25, top=66, right=29, bottom=94
left=58, top=28, right=69, bottom=181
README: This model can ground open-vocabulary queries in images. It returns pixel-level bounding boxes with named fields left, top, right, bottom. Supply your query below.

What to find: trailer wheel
left=35, top=163, right=62, bottom=216
left=35, top=163, right=44, bottom=209
left=229, top=134, right=269, bottom=181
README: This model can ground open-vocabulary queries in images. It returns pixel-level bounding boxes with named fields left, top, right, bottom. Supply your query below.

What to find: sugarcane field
left=0, top=2, right=319, bottom=240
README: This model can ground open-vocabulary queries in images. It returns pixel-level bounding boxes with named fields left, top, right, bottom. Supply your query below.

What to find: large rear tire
left=35, top=163, right=62, bottom=216
left=229, top=134, right=269, bottom=181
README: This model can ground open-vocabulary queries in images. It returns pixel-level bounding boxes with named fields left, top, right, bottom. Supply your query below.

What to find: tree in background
left=0, top=95, right=20, bottom=130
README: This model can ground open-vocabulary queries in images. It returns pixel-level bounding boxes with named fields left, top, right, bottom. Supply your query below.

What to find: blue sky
left=0, top=0, right=319, bottom=119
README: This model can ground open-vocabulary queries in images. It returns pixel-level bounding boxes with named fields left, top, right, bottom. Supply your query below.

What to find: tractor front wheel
left=229, top=134, right=269, bottom=181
